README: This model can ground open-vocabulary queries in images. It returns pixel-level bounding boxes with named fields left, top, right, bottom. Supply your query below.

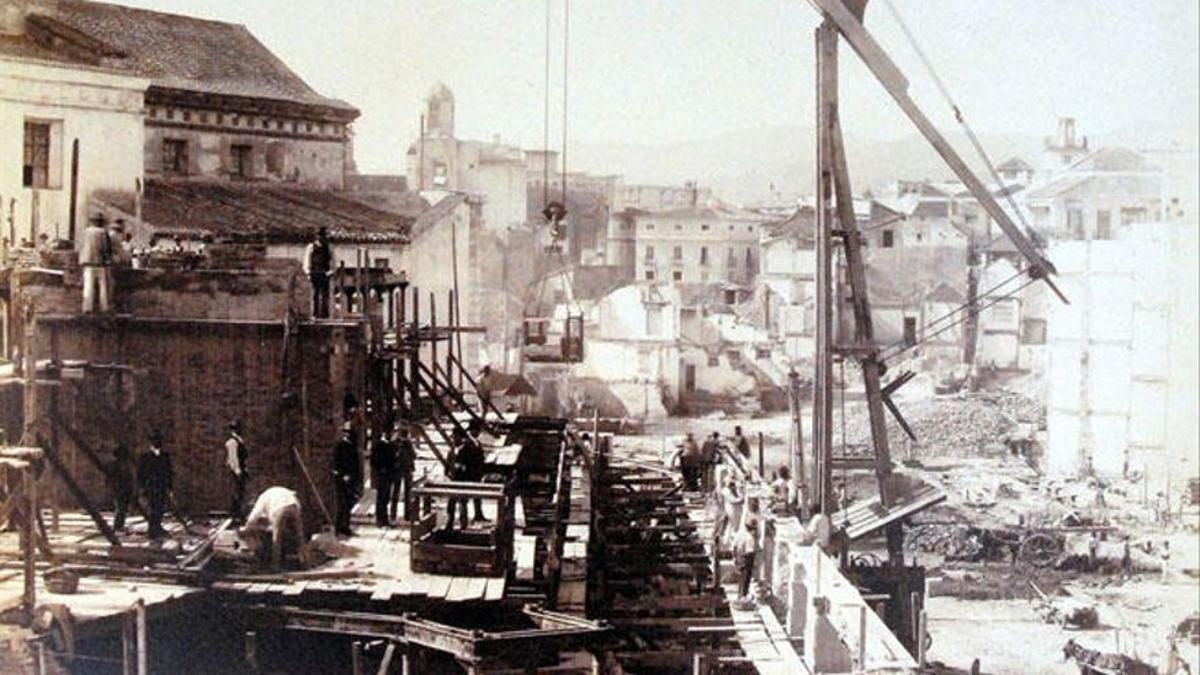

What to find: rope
left=880, top=275, right=1038, bottom=363
left=542, top=0, right=551, bottom=210
left=881, top=0, right=1040, bottom=243
left=875, top=267, right=1024, bottom=357
left=560, top=0, right=570, bottom=204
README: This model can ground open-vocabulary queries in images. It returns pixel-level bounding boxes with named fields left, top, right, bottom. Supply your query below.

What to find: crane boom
left=804, top=0, right=1066, bottom=300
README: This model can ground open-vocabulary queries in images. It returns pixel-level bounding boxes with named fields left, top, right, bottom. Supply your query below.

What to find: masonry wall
left=13, top=265, right=362, bottom=528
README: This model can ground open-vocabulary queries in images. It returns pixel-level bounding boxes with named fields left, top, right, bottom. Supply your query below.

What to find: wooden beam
left=804, top=0, right=1058, bottom=284
left=39, top=440, right=121, bottom=546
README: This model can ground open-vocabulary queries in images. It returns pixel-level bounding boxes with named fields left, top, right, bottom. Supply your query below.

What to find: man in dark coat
left=137, top=431, right=172, bottom=539
left=332, top=422, right=360, bottom=536
left=369, top=427, right=397, bottom=527
left=303, top=226, right=333, bottom=318
left=446, top=428, right=487, bottom=529
left=225, top=420, right=249, bottom=523
left=391, top=426, right=416, bottom=522
left=108, top=442, right=134, bottom=533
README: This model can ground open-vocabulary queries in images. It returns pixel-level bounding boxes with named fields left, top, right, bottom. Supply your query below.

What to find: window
left=748, top=225, right=754, bottom=232
left=707, top=355, right=720, bottom=367
left=1120, top=207, right=1147, bottom=227
left=644, top=245, right=655, bottom=261
left=22, top=121, right=52, bottom=188
left=218, top=113, right=225, bottom=124
left=673, top=245, right=682, bottom=260
left=724, top=289, right=737, bottom=305
left=276, top=120, right=284, bottom=130
left=1021, top=318, right=1047, bottom=345
left=262, top=119, right=270, bottom=129
left=161, top=139, right=188, bottom=175
left=646, top=306, right=663, bottom=335
left=882, top=230, right=895, bottom=248
left=1066, top=207, right=1085, bottom=236
left=675, top=224, right=682, bottom=231
left=755, top=347, right=771, bottom=359
left=149, top=107, right=159, bottom=119
left=745, top=248, right=753, bottom=269
left=645, top=270, right=656, bottom=280
left=701, top=223, right=710, bottom=231
left=166, top=109, right=175, bottom=120
left=200, top=112, right=209, bottom=124
left=1096, top=210, right=1112, bottom=240
left=645, top=223, right=655, bottom=231
left=700, top=246, right=709, bottom=265
left=231, top=144, right=253, bottom=179
left=182, top=110, right=191, bottom=122
left=903, top=317, right=917, bottom=347
left=306, top=122, right=314, bottom=132
left=672, top=270, right=683, bottom=282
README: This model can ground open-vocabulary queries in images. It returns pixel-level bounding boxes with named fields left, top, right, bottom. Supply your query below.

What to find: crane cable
left=879, top=274, right=1038, bottom=363
left=881, top=0, right=1041, bottom=245
left=542, top=0, right=551, bottom=210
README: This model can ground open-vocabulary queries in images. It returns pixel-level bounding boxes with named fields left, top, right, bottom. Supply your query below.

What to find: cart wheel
left=1019, top=532, right=1062, bottom=568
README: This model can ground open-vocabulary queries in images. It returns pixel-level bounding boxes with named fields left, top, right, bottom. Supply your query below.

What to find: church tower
left=425, top=82, right=455, bottom=139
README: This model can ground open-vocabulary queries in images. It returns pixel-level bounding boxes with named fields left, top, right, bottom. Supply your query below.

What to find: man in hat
left=332, top=421, right=360, bottom=536
left=391, top=425, right=416, bottom=522
left=225, top=420, right=249, bottom=523
left=369, top=424, right=397, bottom=527
left=137, top=431, right=172, bottom=539
left=79, top=213, right=114, bottom=313
left=303, top=226, right=334, bottom=318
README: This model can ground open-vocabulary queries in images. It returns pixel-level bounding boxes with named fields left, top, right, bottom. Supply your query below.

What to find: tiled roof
left=29, top=1, right=356, bottom=114
left=763, top=206, right=816, bottom=244
left=140, top=181, right=410, bottom=244
left=911, top=201, right=949, bottom=218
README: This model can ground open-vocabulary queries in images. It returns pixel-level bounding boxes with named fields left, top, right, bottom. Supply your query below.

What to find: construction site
left=0, top=0, right=1197, bottom=673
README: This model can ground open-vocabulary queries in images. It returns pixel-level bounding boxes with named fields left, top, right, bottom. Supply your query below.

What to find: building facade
left=630, top=207, right=766, bottom=285
left=405, top=84, right=528, bottom=233
left=1, top=45, right=147, bottom=245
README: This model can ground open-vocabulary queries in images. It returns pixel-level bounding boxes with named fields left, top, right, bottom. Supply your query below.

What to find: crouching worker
left=238, top=487, right=306, bottom=570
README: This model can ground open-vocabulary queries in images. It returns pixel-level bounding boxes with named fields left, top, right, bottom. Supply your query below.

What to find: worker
left=770, top=465, right=794, bottom=515
left=719, top=476, right=744, bottom=550
left=369, top=426, right=397, bottom=527
left=332, top=422, right=360, bottom=537
left=1121, top=536, right=1132, bottom=579
left=79, top=213, right=114, bottom=314
left=806, top=504, right=832, bottom=553
left=303, top=226, right=333, bottom=318
left=225, top=420, right=249, bottom=523
left=700, top=432, right=720, bottom=492
left=137, top=431, right=172, bottom=539
left=1161, top=540, right=1171, bottom=582
left=391, top=425, right=416, bottom=523
left=447, top=426, right=487, bottom=529
left=733, top=502, right=761, bottom=603
left=238, top=486, right=305, bottom=569
left=477, top=365, right=496, bottom=414
left=1088, top=531, right=1100, bottom=570
left=107, top=442, right=134, bottom=533
left=732, top=426, right=751, bottom=460
left=674, top=432, right=702, bottom=491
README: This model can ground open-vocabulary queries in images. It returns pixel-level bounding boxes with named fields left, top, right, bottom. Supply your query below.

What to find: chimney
left=1, top=0, right=58, bottom=36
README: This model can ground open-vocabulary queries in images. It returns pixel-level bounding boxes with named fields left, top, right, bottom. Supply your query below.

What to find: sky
left=117, top=0, right=1199, bottom=174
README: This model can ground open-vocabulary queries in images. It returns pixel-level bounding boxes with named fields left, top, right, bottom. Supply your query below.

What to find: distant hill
left=571, top=122, right=1192, bottom=204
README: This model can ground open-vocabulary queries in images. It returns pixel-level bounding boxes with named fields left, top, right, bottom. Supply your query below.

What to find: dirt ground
left=627, top=408, right=1200, bottom=674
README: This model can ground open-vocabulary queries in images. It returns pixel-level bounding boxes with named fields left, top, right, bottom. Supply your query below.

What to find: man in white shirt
left=79, top=213, right=113, bottom=313
left=238, top=486, right=305, bottom=569
left=226, top=420, right=249, bottom=523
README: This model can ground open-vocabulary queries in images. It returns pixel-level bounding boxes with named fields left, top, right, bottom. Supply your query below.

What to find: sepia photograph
left=0, top=0, right=1196, bottom=673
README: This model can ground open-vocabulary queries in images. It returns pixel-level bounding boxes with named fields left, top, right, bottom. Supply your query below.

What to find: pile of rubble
left=840, top=394, right=1015, bottom=458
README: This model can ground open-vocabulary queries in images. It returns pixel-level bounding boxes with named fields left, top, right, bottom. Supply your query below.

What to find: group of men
left=107, top=430, right=174, bottom=539
left=672, top=425, right=754, bottom=492
left=79, top=212, right=136, bottom=314
left=332, top=420, right=418, bottom=537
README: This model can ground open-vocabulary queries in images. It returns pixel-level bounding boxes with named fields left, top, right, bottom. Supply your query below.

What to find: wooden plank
left=514, top=535, right=537, bottom=581
left=484, top=577, right=506, bottom=602
left=444, top=577, right=472, bottom=602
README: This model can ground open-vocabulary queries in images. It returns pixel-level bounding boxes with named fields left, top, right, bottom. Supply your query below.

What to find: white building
left=1, top=36, right=147, bottom=245
left=1044, top=223, right=1197, bottom=495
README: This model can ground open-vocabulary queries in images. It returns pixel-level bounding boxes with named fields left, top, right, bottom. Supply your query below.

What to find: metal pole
left=135, top=598, right=147, bottom=675
left=22, top=466, right=35, bottom=623
left=758, top=432, right=765, bottom=478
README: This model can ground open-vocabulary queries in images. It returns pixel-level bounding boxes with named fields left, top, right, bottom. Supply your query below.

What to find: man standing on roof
left=79, top=213, right=114, bottom=314
left=700, top=431, right=721, bottom=493
left=225, top=420, right=249, bottom=524
left=732, top=426, right=752, bottom=460
left=303, top=226, right=334, bottom=318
